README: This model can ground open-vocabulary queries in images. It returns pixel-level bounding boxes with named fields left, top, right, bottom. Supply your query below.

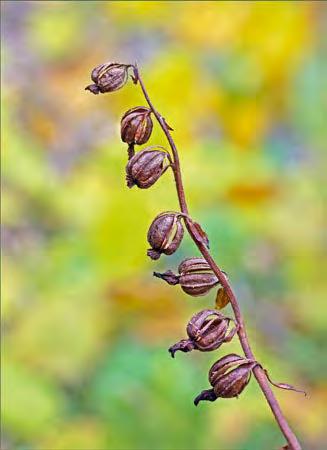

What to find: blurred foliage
left=1, top=1, right=327, bottom=449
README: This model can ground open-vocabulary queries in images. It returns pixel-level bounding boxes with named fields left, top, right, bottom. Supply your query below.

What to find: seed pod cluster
left=194, top=354, right=257, bottom=405
left=126, top=147, right=170, bottom=189
left=85, top=63, right=130, bottom=94
left=147, top=212, right=184, bottom=260
left=169, top=309, right=238, bottom=357
left=87, top=61, right=257, bottom=412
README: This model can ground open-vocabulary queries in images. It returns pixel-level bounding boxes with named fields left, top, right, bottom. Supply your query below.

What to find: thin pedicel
left=86, top=62, right=306, bottom=450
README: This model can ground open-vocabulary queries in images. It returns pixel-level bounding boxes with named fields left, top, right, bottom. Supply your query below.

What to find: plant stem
left=135, top=66, right=302, bottom=450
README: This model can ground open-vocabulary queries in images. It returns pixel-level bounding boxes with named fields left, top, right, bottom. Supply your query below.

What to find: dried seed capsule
left=121, top=107, right=153, bottom=151
left=178, top=258, right=228, bottom=280
left=168, top=309, right=238, bottom=357
left=209, top=354, right=246, bottom=385
left=194, top=354, right=257, bottom=406
left=126, top=147, right=170, bottom=189
left=179, top=272, right=219, bottom=296
left=178, top=257, right=211, bottom=275
left=85, top=63, right=130, bottom=94
left=147, top=212, right=184, bottom=260
left=212, top=361, right=255, bottom=399
left=153, top=257, right=222, bottom=296
left=179, top=258, right=226, bottom=296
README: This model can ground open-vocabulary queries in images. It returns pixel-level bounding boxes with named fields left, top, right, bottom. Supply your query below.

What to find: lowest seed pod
left=168, top=309, right=238, bottom=357
left=126, top=147, right=171, bottom=189
left=85, top=62, right=130, bottom=94
left=194, top=354, right=257, bottom=405
left=147, top=212, right=184, bottom=260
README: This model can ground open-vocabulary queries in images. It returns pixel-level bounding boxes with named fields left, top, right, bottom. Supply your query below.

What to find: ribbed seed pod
left=126, top=148, right=170, bottom=189
left=178, top=257, right=219, bottom=296
left=209, top=354, right=245, bottom=385
left=147, top=212, right=184, bottom=260
left=121, top=107, right=153, bottom=152
left=153, top=257, right=221, bottom=297
left=85, top=63, right=130, bottom=94
left=168, top=310, right=238, bottom=357
left=178, top=257, right=211, bottom=274
left=194, top=354, right=257, bottom=406
left=212, top=361, right=255, bottom=399
left=179, top=272, right=219, bottom=296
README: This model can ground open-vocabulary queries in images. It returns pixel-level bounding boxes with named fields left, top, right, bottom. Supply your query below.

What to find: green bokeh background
left=1, top=2, right=326, bottom=449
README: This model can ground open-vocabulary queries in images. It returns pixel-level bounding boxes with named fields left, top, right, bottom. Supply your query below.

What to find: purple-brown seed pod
left=209, top=353, right=246, bottom=385
left=168, top=309, right=238, bottom=357
left=179, top=271, right=219, bottom=296
left=153, top=257, right=221, bottom=296
left=178, top=257, right=211, bottom=275
left=147, top=212, right=184, bottom=260
left=85, top=63, right=130, bottom=94
left=194, top=354, right=257, bottom=406
left=126, top=147, right=170, bottom=189
left=211, top=361, right=256, bottom=399
left=121, top=107, right=153, bottom=149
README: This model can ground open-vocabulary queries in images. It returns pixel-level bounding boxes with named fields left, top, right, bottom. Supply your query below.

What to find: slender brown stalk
left=135, top=66, right=302, bottom=450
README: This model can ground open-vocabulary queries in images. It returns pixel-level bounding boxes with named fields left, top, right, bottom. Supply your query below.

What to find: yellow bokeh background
left=2, top=2, right=326, bottom=449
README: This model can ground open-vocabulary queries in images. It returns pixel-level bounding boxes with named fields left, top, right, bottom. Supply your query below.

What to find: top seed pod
left=85, top=63, right=130, bottom=94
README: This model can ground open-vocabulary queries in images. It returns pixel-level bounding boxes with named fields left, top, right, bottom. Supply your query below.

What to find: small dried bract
left=85, top=63, right=130, bottom=94
left=126, top=147, right=170, bottom=189
left=154, top=257, right=220, bottom=296
left=215, top=287, right=230, bottom=310
left=194, top=354, right=257, bottom=405
left=169, top=309, right=238, bottom=357
left=147, top=212, right=184, bottom=260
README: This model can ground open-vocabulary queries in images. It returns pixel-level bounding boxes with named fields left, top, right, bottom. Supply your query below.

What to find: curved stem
left=135, top=64, right=188, bottom=215
left=135, top=66, right=302, bottom=450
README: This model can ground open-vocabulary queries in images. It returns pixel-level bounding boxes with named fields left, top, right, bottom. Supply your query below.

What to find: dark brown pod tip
left=86, top=63, right=130, bottom=94
left=121, top=107, right=153, bottom=147
left=153, top=270, right=180, bottom=285
left=168, top=339, right=195, bottom=358
left=147, top=212, right=184, bottom=260
left=147, top=249, right=161, bottom=260
left=194, top=389, right=217, bottom=406
left=169, top=310, right=238, bottom=357
left=126, top=147, right=170, bottom=189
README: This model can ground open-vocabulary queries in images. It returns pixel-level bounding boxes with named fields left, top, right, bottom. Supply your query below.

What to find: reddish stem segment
left=135, top=66, right=302, bottom=450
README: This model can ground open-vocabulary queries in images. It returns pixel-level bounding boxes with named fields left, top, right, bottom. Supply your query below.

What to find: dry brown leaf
left=215, top=287, right=230, bottom=310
